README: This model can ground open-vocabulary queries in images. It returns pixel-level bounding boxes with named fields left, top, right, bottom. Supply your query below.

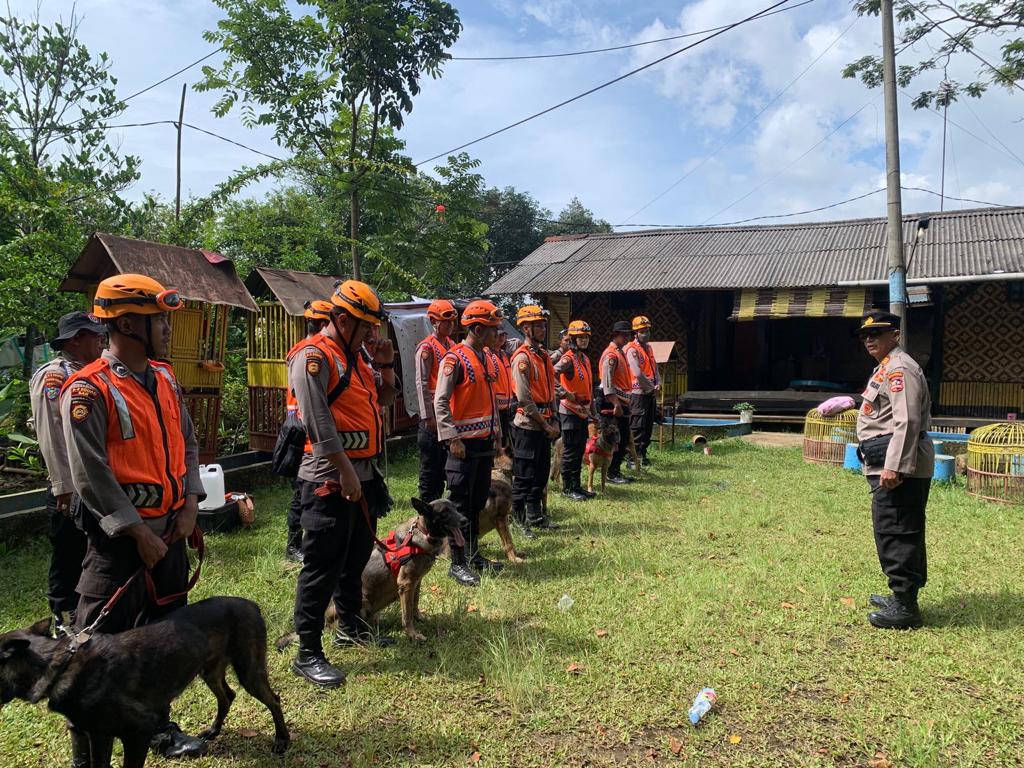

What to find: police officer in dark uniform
left=855, top=310, right=935, bottom=630
left=29, top=312, right=105, bottom=626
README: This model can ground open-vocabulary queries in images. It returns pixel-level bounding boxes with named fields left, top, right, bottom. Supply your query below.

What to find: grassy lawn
left=2, top=438, right=1024, bottom=767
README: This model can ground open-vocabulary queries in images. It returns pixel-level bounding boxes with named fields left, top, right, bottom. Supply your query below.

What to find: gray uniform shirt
left=289, top=341, right=381, bottom=483
left=855, top=346, right=935, bottom=478
left=600, top=343, right=629, bottom=403
left=60, top=350, right=203, bottom=537
left=433, top=344, right=502, bottom=443
left=626, top=341, right=659, bottom=394
left=29, top=356, right=80, bottom=496
left=415, top=334, right=451, bottom=423
left=511, top=343, right=556, bottom=431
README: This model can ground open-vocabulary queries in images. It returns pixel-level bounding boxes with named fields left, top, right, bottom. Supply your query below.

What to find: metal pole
left=881, top=0, right=906, bottom=330
left=175, top=82, right=186, bottom=223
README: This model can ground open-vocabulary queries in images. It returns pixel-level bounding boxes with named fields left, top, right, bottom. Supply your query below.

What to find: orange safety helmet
left=303, top=300, right=333, bottom=321
left=567, top=320, right=592, bottom=337
left=427, top=299, right=457, bottom=322
left=515, top=304, right=549, bottom=327
left=92, top=274, right=182, bottom=319
left=331, top=279, right=386, bottom=325
left=632, top=315, right=652, bottom=331
left=461, top=299, right=504, bottom=328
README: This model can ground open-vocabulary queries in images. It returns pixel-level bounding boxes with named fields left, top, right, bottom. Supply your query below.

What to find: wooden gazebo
left=60, top=233, right=258, bottom=462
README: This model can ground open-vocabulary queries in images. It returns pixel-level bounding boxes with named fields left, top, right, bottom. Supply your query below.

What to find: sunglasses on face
left=860, top=329, right=887, bottom=339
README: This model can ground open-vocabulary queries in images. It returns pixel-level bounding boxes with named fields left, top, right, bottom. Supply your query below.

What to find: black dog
left=0, top=597, right=289, bottom=768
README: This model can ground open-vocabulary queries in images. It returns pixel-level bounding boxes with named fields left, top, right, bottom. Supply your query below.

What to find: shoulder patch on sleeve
left=304, top=349, right=325, bottom=377
left=442, top=360, right=455, bottom=377
left=888, top=371, right=905, bottom=393
left=42, top=370, right=66, bottom=401
left=68, top=381, right=100, bottom=423
left=517, top=360, right=528, bottom=373
left=421, top=347, right=432, bottom=361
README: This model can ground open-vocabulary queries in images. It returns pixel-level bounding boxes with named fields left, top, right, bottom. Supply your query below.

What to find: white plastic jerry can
left=198, top=464, right=225, bottom=510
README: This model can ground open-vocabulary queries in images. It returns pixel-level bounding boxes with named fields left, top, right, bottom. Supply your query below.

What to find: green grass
left=2, top=439, right=1024, bottom=767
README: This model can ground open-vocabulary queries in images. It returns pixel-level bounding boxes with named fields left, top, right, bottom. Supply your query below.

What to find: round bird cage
left=966, top=422, right=1024, bottom=504
left=802, top=408, right=859, bottom=466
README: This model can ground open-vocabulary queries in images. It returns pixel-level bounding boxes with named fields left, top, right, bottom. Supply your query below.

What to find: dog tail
left=274, top=631, right=298, bottom=652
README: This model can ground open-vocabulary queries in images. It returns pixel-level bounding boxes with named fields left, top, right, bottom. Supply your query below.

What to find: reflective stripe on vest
left=292, top=335, right=382, bottom=460
left=447, top=343, right=498, bottom=440
left=512, top=343, right=555, bottom=419
left=418, top=335, right=451, bottom=399
left=66, top=358, right=187, bottom=518
left=559, top=350, right=593, bottom=418
left=599, top=343, right=631, bottom=395
left=624, top=341, right=657, bottom=394
left=491, top=349, right=512, bottom=411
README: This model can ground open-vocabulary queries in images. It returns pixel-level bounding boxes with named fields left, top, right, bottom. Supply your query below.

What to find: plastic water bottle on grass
left=557, top=594, right=574, bottom=612
left=688, top=687, right=716, bottom=725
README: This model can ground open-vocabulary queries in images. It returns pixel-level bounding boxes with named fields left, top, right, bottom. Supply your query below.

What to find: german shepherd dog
left=0, top=597, right=289, bottom=768
left=362, top=497, right=467, bottom=641
left=584, top=418, right=620, bottom=493
left=278, top=497, right=466, bottom=647
left=475, top=453, right=524, bottom=563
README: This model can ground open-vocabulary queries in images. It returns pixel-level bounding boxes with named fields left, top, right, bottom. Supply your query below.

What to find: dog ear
left=29, top=618, right=52, bottom=637
left=0, top=637, right=31, bottom=660
left=410, top=497, right=433, bottom=517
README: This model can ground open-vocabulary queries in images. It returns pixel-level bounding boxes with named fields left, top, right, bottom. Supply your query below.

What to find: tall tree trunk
left=350, top=188, right=361, bottom=280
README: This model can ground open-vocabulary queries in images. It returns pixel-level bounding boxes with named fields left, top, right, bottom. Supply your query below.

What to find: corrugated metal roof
left=246, top=267, right=340, bottom=316
left=486, top=206, right=1024, bottom=294
left=61, top=233, right=259, bottom=311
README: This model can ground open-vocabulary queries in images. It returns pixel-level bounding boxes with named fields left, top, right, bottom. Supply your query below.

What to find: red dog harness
left=585, top=435, right=612, bottom=461
left=379, top=529, right=430, bottom=579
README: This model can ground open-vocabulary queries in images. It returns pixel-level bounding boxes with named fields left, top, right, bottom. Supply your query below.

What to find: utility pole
left=881, top=0, right=907, bottom=330
left=175, top=82, right=186, bottom=224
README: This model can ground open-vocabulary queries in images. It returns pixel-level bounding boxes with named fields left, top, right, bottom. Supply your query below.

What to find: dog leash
left=62, top=523, right=205, bottom=646
left=314, top=481, right=395, bottom=552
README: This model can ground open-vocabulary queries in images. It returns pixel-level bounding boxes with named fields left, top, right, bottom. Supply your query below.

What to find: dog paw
left=273, top=736, right=291, bottom=754
left=406, top=630, right=427, bottom=642
left=198, top=727, right=220, bottom=742
left=512, top=555, right=526, bottom=564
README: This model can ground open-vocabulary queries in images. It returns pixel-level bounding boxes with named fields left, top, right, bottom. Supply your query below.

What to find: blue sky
left=11, top=0, right=1023, bottom=228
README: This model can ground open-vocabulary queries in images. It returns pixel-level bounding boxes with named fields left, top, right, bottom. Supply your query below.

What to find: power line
left=413, top=0, right=806, bottom=167
left=120, top=48, right=223, bottom=104
left=623, top=13, right=860, bottom=224
left=449, top=0, right=815, bottom=61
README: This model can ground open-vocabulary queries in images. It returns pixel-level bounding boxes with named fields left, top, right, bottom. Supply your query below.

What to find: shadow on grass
left=925, top=591, right=1024, bottom=629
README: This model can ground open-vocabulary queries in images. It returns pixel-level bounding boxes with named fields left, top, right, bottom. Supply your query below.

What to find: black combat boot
left=869, top=593, right=895, bottom=609
left=467, top=524, right=504, bottom=574
left=150, top=721, right=208, bottom=759
left=527, top=501, right=560, bottom=531
left=561, top=474, right=588, bottom=501
left=512, top=502, right=537, bottom=539
left=292, top=645, right=346, bottom=688
left=867, top=591, right=922, bottom=630
left=608, top=474, right=633, bottom=485
left=284, top=529, right=303, bottom=564
left=448, top=543, right=481, bottom=587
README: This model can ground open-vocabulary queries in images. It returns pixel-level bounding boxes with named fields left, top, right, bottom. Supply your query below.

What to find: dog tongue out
left=452, top=527, right=466, bottom=548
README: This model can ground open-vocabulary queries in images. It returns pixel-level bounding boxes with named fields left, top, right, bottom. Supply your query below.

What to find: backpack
left=271, top=349, right=353, bottom=477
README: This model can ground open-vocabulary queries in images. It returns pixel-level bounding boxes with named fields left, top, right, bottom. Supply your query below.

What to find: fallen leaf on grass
left=839, top=693, right=850, bottom=704
left=868, top=751, right=891, bottom=768
left=566, top=662, right=584, bottom=675
left=644, top=747, right=658, bottom=761
left=796, top=585, right=808, bottom=595
left=238, top=729, right=258, bottom=738
left=595, top=628, right=609, bottom=638
left=467, top=603, right=478, bottom=613
left=729, top=648, right=741, bottom=657
left=781, top=601, right=795, bottom=610
left=728, top=735, right=742, bottom=745
left=669, top=736, right=684, bottom=755
left=430, top=585, right=442, bottom=596
left=596, top=724, right=608, bottom=737
left=468, top=751, right=482, bottom=764
left=839, top=597, right=856, bottom=609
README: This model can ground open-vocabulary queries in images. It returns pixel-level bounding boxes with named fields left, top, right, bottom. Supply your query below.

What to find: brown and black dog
left=476, top=453, right=525, bottom=563
left=584, top=418, right=620, bottom=493
left=0, top=597, right=289, bottom=768
left=278, top=497, right=466, bottom=647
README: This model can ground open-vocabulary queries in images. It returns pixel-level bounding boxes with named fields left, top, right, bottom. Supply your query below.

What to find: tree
left=0, top=7, right=138, bottom=379
left=197, top=0, right=462, bottom=278
left=476, top=186, right=548, bottom=291
left=542, top=197, right=613, bottom=238
left=844, top=1, right=1024, bottom=109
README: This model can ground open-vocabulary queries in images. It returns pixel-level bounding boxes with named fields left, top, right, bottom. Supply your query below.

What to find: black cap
left=858, top=309, right=901, bottom=334
left=612, top=320, right=632, bottom=334
left=50, top=311, right=107, bottom=350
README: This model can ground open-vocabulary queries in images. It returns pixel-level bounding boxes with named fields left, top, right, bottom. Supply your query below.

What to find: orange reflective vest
left=417, top=334, right=452, bottom=398
left=290, top=334, right=383, bottom=460
left=559, top=349, right=593, bottom=419
left=491, top=349, right=513, bottom=412
left=284, top=337, right=310, bottom=413
left=624, top=340, right=657, bottom=394
left=65, top=358, right=187, bottom=518
left=599, top=343, right=631, bottom=396
left=445, top=343, right=499, bottom=440
left=512, top=343, right=555, bottom=419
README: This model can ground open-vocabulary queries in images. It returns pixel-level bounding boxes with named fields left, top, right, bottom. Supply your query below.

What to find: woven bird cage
left=966, top=422, right=1024, bottom=504
left=803, top=408, right=859, bottom=466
